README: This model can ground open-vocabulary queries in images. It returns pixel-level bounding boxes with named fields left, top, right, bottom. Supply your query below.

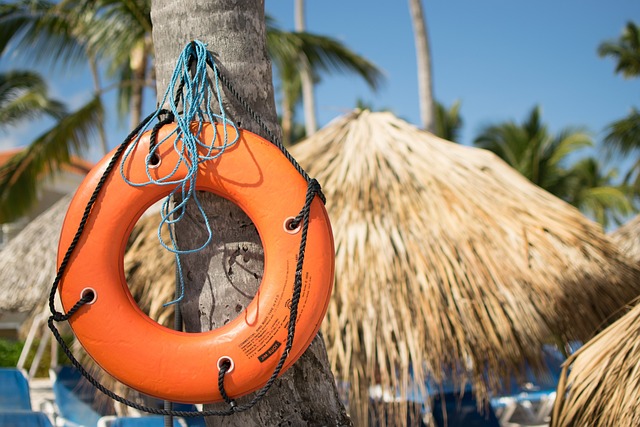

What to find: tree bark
left=129, top=40, right=148, bottom=130
left=295, top=0, right=317, bottom=138
left=408, top=0, right=436, bottom=132
left=150, top=1, right=350, bottom=425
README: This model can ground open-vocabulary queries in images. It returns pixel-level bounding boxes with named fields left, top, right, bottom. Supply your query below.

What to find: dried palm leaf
left=552, top=298, right=640, bottom=427
left=289, top=110, right=640, bottom=425
left=611, top=214, right=640, bottom=262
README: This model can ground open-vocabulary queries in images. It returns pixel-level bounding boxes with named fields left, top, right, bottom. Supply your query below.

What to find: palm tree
left=598, top=21, right=640, bottom=79
left=1, top=0, right=382, bottom=214
left=434, top=99, right=463, bottom=143
left=598, top=21, right=640, bottom=191
left=0, top=0, right=153, bottom=128
left=0, top=70, right=102, bottom=223
left=474, top=106, right=633, bottom=226
left=267, top=18, right=383, bottom=144
left=474, top=106, right=592, bottom=196
left=150, top=1, right=349, bottom=425
left=563, top=157, right=634, bottom=228
left=0, top=70, right=65, bottom=128
left=294, top=0, right=316, bottom=137
left=408, top=0, right=435, bottom=132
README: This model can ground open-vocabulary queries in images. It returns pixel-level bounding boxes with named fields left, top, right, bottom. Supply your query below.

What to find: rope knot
left=309, top=179, right=325, bottom=204
left=51, top=312, right=66, bottom=322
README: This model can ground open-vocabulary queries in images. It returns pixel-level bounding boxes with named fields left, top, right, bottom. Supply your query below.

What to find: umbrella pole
left=164, top=268, right=184, bottom=427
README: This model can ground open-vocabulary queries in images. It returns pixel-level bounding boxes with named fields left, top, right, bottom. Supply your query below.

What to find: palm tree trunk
left=295, top=0, right=317, bottom=138
left=88, top=57, right=109, bottom=156
left=281, top=95, right=293, bottom=146
left=408, top=0, right=436, bottom=132
left=150, top=1, right=350, bottom=425
left=129, top=42, right=148, bottom=129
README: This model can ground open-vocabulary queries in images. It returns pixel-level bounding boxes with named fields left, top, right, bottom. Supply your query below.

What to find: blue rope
left=120, top=40, right=239, bottom=306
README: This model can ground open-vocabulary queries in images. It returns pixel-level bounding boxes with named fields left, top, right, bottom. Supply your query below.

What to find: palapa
left=551, top=299, right=640, bottom=427
left=0, top=196, right=168, bottom=319
left=552, top=215, right=640, bottom=427
left=610, top=214, right=640, bottom=262
left=0, top=194, right=71, bottom=313
left=287, top=110, right=640, bottom=422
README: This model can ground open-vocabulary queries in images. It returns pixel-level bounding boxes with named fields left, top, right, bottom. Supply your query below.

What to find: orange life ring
left=57, top=122, right=334, bottom=403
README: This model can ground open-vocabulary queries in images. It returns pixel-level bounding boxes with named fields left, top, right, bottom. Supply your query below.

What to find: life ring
left=57, top=122, right=334, bottom=403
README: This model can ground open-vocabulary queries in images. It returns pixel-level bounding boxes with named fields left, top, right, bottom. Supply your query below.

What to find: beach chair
left=431, top=391, right=500, bottom=427
left=0, top=410, right=54, bottom=426
left=491, top=344, right=568, bottom=426
left=49, top=366, right=114, bottom=427
left=102, top=416, right=184, bottom=427
left=0, top=367, right=32, bottom=411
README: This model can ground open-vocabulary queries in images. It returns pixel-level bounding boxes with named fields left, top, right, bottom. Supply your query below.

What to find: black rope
left=48, top=46, right=326, bottom=418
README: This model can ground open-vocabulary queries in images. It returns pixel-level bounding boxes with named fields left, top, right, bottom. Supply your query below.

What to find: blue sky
left=1, top=1, right=639, bottom=162
left=267, top=0, right=640, bottom=147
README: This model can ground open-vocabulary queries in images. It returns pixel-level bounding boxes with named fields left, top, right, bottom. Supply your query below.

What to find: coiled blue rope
left=120, top=40, right=239, bottom=306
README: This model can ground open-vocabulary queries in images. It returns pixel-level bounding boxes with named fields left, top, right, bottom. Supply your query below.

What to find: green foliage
left=474, top=106, right=592, bottom=194
left=0, top=2, right=384, bottom=213
left=474, top=106, right=634, bottom=226
left=0, top=0, right=152, bottom=123
left=603, top=107, right=640, bottom=173
left=434, top=100, right=463, bottom=142
left=0, top=338, right=71, bottom=377
left=598, top=21, right=640, bottom=79
left=0, top=70, right=65, bottom=129
left=563, top=157, right=634, bottom=228
left=0, top=338, right=23, bottom=367
left=0, top=95, right=103, bottom=222
left=598, top=21, right=640, bottom=198
left=267, top=16, right=383, bottom=144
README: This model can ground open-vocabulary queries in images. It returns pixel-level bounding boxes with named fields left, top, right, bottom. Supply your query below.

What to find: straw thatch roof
left=611, top=214, right=640, bottom=262
left=552, top=298, right=640, bottom=427
left=3, top=110, right=640, bottom=424
left=0, top=194, right=71, bottom=313
left=0, top=195, right=168, bottom=318
left=551, top=215, right=640, bottom=427
left=286, top=110, right=640, bottom=421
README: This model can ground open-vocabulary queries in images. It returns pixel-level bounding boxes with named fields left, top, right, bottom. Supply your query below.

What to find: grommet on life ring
left=57, top=122, right=334, bottom=404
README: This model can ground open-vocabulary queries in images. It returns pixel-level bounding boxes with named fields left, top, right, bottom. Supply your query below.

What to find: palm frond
left=434, top=100, right=463, bottom=143
left=546, top=130, right=592, bottom=168
left=267, top=24, right=384, bottom=91
left=603, top=108, right=640, bottom=156
left=0, top=70, right=66, bottom=128
left=0, top=95, right=103, bottom=222
left=598, top=21, right=640, bottom=78
left=0, top=0, right=87, bottom=68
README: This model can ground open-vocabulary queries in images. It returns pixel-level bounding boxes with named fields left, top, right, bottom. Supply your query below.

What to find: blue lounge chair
left=50, top=366, right=114, bottom=427
left=107, top=416, right=183, bottom=427
left=0, top=410, right=54, bottom=426
left=431, top=392, right=500, bottom=427
left=0, top=367, right=32, bottom=411
left=490, top=344, right=570, bottom=426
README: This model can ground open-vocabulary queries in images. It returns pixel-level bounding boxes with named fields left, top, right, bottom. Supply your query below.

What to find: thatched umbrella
left=551, top=215, right=640, bottom=427
left=0, top=194, right=71, bottom=314
left=285, top=110, right=640, bottom=422
left=551, top=298, right=640, bottom=427
left=611, top=214, right=640, bottom=262
left=0, top=195, right=167, bottom=319
left=0, top=194, right=173, bottom=413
